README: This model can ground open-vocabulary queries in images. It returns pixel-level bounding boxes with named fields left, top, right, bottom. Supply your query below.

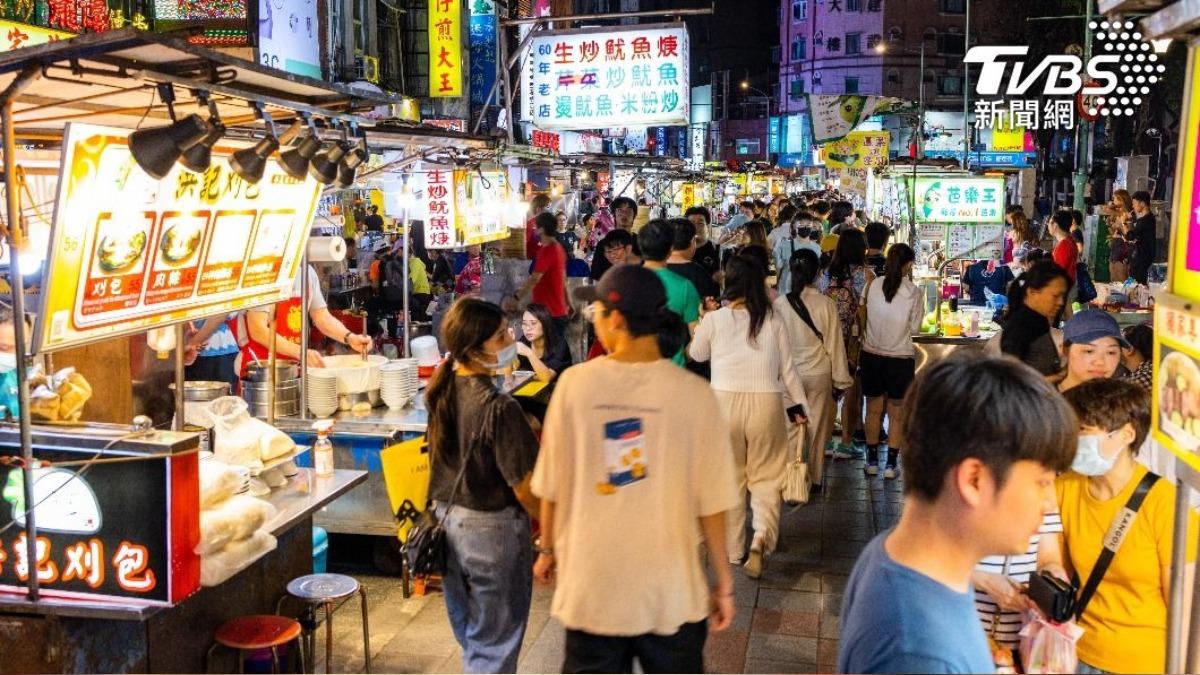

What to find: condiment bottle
left=313, top=420, right=335, bottom=476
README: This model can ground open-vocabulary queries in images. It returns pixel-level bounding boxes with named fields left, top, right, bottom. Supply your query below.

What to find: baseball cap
left=572, top=264, right=666, bottom=319
left=1063, top=309, right=1131, bottom=348
left=373, top=239, right=389, bottom=252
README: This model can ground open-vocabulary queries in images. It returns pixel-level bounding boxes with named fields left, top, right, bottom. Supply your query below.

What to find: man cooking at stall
left=234, top=264, right=373, bottom=378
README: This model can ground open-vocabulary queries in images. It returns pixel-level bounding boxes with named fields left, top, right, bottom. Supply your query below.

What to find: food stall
left=0, top=30, right=404, bottom=671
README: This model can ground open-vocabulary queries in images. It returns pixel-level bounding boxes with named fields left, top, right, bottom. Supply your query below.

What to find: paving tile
left=818, top=638, right=840, bottom=666
left=820, top=574, right=849, bottom=594
left=819, top=612, right=841, bottom=640
left=759, top=564, right=822, bottom=593
left=756, top=589, right=823, bottom=613
left=823, top=539, right=868, bottom=559
left=705, top=628, right=750, bottom=674
left=746, top=633, right=819, bottom=663
left=743, top=657, right=818, bottom=673
left=751, top=608, right=820, bottom=638
left=821, top=593, right=844, bottom=618
left=369, top=651, right=447, bottom=674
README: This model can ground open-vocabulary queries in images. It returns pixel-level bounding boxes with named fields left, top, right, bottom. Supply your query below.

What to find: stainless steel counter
left=914, top=333, right=989, bottom=371
left=264, top=468, right=369, bottom=536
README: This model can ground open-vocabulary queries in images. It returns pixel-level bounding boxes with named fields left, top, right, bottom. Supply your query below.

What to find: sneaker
left=866, top=464, right=879, bottom=476
left=744, top=535, right=765, bottom=579
left=832, top=443, right=860, bottom=460
left=824, top=440, right=837, bottom=458
left=884, top=466, right=897, bottom=480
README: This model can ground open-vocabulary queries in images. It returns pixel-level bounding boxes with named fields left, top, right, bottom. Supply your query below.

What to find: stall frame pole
left=498, top=16, right=516, bottom=145
left=1167, top=457, right=1192, bottom=673
left=2, top=65, right=43, bottom=602
left=402, top=204, right=411, bottom=358
left=267, top=304, right=277, bottom=427
left=174, top=324, right=185, bottom=431
left=299, top=251, right=310, bottom=421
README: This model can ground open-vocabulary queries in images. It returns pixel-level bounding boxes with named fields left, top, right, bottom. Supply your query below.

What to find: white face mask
left=480, top=343, right=518, bottom=371
left=1072, top=433, right=1118, bottom=476
left=0, top=351, right=16, bottom=371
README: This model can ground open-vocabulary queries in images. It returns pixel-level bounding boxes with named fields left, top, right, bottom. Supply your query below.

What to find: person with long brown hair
left=1108, top=188, right=1135, bottom=282
left=820, top=229, right=872, bottom=457
left=1008, top=211, right=1039, bottom=273
left=425, top=297, right=541, bottom=673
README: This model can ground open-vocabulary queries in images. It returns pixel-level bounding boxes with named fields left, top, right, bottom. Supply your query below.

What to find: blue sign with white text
left=469, top=3, right=498, bottom=105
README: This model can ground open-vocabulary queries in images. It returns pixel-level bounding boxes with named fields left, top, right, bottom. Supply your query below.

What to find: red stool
left=206, top=615, right=305, bottom=673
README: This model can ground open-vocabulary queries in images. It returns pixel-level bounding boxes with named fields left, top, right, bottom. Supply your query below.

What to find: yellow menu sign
left=35, top=123, right=322, bottom=353
left=428, top=0, right=463, bottom=97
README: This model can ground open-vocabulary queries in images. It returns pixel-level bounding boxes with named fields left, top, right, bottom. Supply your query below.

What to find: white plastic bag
left=198, top=459, right=243, bottom=509
left=196, top=495, right=278, bottom=555
left=200, top=531, right=278, bottom=587
left=1019, top=611, right=1083, bottom=674
left=207, top=397, right=263, bottom=469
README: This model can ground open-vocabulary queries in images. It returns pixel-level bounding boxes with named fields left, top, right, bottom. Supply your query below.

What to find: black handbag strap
left=1073, top=471, right=1160, bottom=620
left=786, top=291, right=824, bottom=342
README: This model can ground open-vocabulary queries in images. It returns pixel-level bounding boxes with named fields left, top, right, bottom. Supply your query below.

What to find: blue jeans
left=435, top=503, right=533, bottom=673
left=1077, top=662, right=1109, bottom=675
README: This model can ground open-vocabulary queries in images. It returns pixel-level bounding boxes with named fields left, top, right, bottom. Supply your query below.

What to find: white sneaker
left=866, top=464, right=879, bottom=476
left=884, top=466, right=897, bottom=479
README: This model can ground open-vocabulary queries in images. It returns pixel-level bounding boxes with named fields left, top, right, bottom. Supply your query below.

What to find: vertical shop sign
left=768, top=117, right=781, bottom=155
left=527, top=23, right=689, bottom=130
left=469, top=0, right=497, bottom=104
left=422, top=165, right=458, bottom=249
left=429, top=0, right=464, bottom=98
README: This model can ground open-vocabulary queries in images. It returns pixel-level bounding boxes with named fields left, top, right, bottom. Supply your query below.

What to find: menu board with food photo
left=1153, top=295, right=1200, bottom=472
left=37, top=123, right=322, bottom=354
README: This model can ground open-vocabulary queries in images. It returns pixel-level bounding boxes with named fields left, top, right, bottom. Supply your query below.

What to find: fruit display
left=1160, top=351, right=1200, bottom=442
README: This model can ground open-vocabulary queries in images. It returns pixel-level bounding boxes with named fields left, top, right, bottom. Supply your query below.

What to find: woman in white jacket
left=859, top=243, right=924, bottom=479
left=689, top=252, right=808, bottom=580
left=774, top=248, right=853, bottom=493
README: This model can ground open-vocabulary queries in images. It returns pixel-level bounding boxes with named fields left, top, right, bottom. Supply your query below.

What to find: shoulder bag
left=786, top=291, right=824, bottom=342
left=781, top=422, right=810, bottom=506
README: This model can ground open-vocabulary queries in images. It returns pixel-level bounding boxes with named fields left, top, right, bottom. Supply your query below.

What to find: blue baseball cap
left=1063, top=309, right=1131, bottom=348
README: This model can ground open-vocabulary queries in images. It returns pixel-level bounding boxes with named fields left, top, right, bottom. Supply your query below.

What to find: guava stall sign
left=912, top=176, right=1005, bottom=224
left=36, top=123, right=321, bottom=354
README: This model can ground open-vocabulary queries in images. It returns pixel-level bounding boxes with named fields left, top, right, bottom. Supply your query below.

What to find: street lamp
left=875, top=39, right=929, bottom=241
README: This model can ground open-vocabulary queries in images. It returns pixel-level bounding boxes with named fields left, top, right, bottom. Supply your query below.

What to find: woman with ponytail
left=775, top=248, right=852, bottom=492
left=426, top=297, right=541, bottom=673
left=859, top=244, right=923, bottom=480
left=689, top=252, right=808, bottom=580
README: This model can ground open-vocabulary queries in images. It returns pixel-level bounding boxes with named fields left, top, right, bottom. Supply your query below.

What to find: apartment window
left=790, top=78, right=805, bottom=99
left=937, top=32, right=965, bottom=55
left=845, top=76, right=860, bottom=94
left=736, top=139, right=762, bottom=155
left=791, top=38, right=807, bottom=61
left=939, top=0, right=966, bottom=13
left=938, top=75, right=964, bottom=95
left=792, top=0, right=808, bottom=21
left=887, top=68, right=901, bottom=84
left=847, top=0, right=862, bottom=10
left=846, top=33, right=862, bottom=55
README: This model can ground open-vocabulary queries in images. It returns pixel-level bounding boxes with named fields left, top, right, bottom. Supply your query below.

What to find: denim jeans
left=1077, top=661, right=1109, bottom=675
left=435, top=503, right=533, bottom=673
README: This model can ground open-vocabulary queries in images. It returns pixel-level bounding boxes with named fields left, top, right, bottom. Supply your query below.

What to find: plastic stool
left=277, top=573, right=371, bottom=674
left=206, top=615, right=304, bottom=673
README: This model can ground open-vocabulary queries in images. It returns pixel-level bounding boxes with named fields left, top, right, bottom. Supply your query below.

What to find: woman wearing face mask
left=1055, top=309, right=1127, bottom=393
left=1054, top=378, right=1198, bottom=675
left=1000, top=261, right=1072, bottom=376
left=426, top=297, right=542, bottom=673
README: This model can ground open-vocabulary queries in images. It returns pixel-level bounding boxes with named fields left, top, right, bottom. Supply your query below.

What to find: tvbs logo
left=965, top=20, right=1163, bottom=118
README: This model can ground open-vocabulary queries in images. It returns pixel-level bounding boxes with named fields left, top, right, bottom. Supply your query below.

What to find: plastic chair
left=277, top=574, right=371, bottom=674
left=206, top=615, right=304, bottom=674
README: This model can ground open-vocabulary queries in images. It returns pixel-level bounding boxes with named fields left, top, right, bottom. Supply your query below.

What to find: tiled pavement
left=321, top=456, right=904, bottom=674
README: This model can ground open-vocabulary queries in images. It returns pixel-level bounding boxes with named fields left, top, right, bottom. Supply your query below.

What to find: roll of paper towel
left=308, top=236, right=347, bottom=263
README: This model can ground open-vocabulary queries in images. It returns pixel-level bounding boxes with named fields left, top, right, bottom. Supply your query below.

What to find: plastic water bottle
left=313, top=420, right=335, bottom=477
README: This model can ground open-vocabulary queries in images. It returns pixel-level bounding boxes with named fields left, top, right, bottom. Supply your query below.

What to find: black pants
left=562, top=620, right=707, bottom=674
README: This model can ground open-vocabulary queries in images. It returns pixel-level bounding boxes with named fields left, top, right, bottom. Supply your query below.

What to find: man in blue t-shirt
left=838, top=355, right=1076, bottom=674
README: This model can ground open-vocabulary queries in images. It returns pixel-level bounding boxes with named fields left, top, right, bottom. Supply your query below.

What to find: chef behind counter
left=233, top=265, right=374, bottom=378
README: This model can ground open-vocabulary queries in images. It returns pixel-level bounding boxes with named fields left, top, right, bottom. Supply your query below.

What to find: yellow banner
left=682, top=183, right=696, bottom=211
left=822, top=131, right=890, bottom=169
left=36, top=123, right=321, bottom=353
left=428, top=0, right=463, bottom=97
left=991, top=120, right=1025, bottom=152
left=0, top=20, right=70, bottom=53
left=1153, top=295, right=1200, bottom=473
left=1169, top=49, right=1200, bottom=303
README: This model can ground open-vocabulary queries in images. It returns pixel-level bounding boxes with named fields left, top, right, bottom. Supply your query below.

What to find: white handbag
left=781, top=423, right=810, bottom=506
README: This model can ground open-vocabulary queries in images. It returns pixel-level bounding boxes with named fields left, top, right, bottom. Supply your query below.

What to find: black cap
left=573, top=264, right=666, bottom=318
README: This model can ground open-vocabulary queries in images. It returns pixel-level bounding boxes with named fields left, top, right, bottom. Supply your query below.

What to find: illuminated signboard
left=36, top=123, right=322, bottom=354
left=152, top=0, right=251, bottom=46
left=527, top=23, right=689, bottom=131
left=0, top=19, right=71, bottom=52
left=912, top=176, right=1005, bottom=224
left=428, top=0, right=463, bottom=97
left=468, top=0, right=497, bottom=105
left=257, top=0, right=321, bottom=78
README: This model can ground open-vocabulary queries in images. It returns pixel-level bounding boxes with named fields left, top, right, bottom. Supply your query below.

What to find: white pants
left=795, top=372, right=836, bottom=487
left=714, top=390, right=788, bottom=560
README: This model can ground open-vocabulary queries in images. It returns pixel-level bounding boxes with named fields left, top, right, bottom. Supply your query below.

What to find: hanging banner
left=1169, top=50, right=1200, bottom=303
left=527, top=23, right=690, bottom=131
left=420, top=164, right=458, bottom=249
left=807, top=94, right=912, bottom=145
left=0, top=19, right=70, bottom=52
left=912, top=176, right=1005, bottom=224
left=35, top=123, right=322, bottom=354
left=822, top=131, right=890, bottom=169
left=428, top=0, right=464, bottom=98
left=991, top=120, right=1026, bottom=153
left=1153, top=294, right=1200, bottom=473
left=461, top=170, right=512, bottom=245
left=469, top=0, right=498, bottom=105
left=257, top=0, right=321, bottom=78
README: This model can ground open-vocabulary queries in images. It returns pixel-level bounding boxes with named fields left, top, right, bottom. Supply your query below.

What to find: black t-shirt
left=962, top=261, right=1015, bottom=306
left=692, top=240, right=720, bottom=278
left=865, top=252, right=886, bottom=278
left=427, top=375, right=540, bottom=511
left=668, top=260, right=720, bottom=300
left=364, top=214, right=385, bottom=232
left=1000, top=305, right=1060, bottom=376
left=517, top=336, right=573, bottom=376
left=1130, top=213, right=1157, bottom=263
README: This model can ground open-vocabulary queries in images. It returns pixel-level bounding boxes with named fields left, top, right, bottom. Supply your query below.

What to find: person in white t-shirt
left=859, top=244, right=924, bottom=478
left=532, top=264, right=739, bottom=674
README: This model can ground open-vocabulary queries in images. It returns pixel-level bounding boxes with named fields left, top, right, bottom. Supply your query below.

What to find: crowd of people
left=403, top=184, right=1187, bottom=675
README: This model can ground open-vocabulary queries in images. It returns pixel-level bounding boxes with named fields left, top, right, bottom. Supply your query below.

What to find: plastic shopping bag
left=1019, top=610, right=1084, bottom=674
left=381, top=435, right=431, bottom=543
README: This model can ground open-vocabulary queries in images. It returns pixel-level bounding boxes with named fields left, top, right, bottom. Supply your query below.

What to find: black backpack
left=383, top=258, right=410, bottom=303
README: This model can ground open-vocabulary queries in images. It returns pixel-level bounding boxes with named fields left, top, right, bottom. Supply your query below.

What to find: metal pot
left=246, top=399, right=301, bottom=418
left=169, top=381, right=231, bottom=402
left=241, top=378, right=301, bottom=405
left=338, top=389, right=382, bottom=411
left=244, top=361, right=300, bottom=383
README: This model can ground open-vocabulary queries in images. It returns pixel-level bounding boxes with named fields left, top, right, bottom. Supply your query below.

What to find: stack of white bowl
left=380, top=359, right=419, bottom=409
left=307, top=370, right=339, bottom=417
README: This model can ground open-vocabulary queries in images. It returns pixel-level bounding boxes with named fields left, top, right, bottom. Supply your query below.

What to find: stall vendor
left=961, top=257, right=1015, bottom=307
left=234, top=265, right=373, bottom=376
